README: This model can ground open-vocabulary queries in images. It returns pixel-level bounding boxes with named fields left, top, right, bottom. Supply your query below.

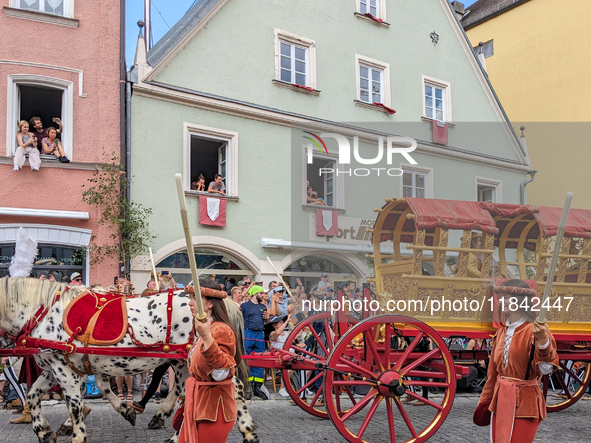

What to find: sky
left=125, top=0, right=479, bottom=67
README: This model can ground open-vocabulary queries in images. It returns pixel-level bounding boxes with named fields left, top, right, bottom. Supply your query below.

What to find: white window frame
left=183, top=123, right=239, bottom=197
left=278, top=40, right=309, bottom=86
left=356, top=0, right=387, bottom=20
left=476, top=177, right=503, bottom=203
left=274, top=29, right=317, bottom=90
left=10, top=0, right=74, bottom=18
left=422, top=75, right=452, bottom=123
left=6, top=74, right=73, bottom=159
left=356, top=54, right=391, bottom=107
left=399, top=164, right=434, bottom=199
left=302, top=143, right=345, bottom=209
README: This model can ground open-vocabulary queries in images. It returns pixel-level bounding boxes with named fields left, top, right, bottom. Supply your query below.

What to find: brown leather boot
left=9, top=402, right=31, bottom=424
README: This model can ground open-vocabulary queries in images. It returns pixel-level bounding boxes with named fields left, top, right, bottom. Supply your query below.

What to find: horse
left=0, top=277, right=258, bottom=443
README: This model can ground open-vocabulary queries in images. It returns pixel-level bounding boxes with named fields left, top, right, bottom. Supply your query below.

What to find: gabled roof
left=462, top=0, right=531, bottom=29
left=146, top=0, right=222, bottom=67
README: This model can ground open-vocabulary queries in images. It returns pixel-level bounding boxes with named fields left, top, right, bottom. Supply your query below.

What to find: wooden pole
left=148, top=247, right=159, bottom=291
left=175, top=173, right=206, bottom=322
left=537, top=192, right=573, bottom=323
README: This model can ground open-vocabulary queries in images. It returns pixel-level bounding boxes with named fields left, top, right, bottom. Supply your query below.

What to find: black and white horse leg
left=57, top=378, right=90, bottom=437
left=149, top=361, right=186, bottom=430
left=28, top=370, right=57, bottom=443
left=95, top=373, right=136, bottom=426
left=55, top=373, right=87, bottom=443
left=233, top=376, right=260, bottom=443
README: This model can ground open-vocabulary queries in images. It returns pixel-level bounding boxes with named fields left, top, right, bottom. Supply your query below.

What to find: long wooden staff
left=537, top=192, right=573, bottom=323
left=148, top=247, right=159, bottom=291
left=175, top=173, right=206, bottom=322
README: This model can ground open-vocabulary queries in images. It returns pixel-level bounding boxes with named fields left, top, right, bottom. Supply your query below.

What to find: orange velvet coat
left=182, top=322, right=237, bottom=427
left=479, top=322, right=559, bottom=420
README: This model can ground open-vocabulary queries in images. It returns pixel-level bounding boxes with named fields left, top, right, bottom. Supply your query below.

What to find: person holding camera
left=29, top=116, right=61, bottom=151
left=14, top=120, right=41, bottom=171
left=307, top=184, right=327, bottom=206
left=158, top=270, right=176, bottom=289
left=42, top=127, right=70, bottom=163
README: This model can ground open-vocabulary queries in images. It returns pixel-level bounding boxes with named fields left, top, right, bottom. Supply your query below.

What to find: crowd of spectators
left=13, top=116, right=70, bottom=171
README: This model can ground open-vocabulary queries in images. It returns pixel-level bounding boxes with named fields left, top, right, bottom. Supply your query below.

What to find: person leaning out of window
left=207, top=174, right=226, bottom=195
left=14, top=120, right=41, bottom=171
left=41, top=127, right=70, bottom=163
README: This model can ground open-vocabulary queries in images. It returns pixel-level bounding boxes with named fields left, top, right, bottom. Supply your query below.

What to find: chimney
left=451, top=1, right=465, bottom=21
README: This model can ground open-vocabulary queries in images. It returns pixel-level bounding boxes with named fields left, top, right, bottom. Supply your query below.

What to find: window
left=0, top=243, right=85, bottom=280
left=183, top=123, right=239, bottom=197
left=422, top=75, right=452, bottom=122
left=355, top=55, right=391, bottom=107
left=279, top=40, right=308, bottom=86
left=307, top=156, right=337, bottom=207
left=11, top=0, right=74, bottom=18
left=359, top=65, right=383, bottom=104
left=402, top=171, right=427, bottom=198
left=359, top=0, right=379, bottom=17
left=274, top=29, right=317, bottom=90
left=356, top=0, right=387, bottom=21
left=6, top=74, right=73, bottom=158
left=400, top=165, right=433, bottom=199
left=474, top=40, right=494, bottom=59
left=476, top=178, right=502, bottom=203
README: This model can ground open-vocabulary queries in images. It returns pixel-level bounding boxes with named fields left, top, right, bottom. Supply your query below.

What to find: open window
left=190, top=136, right=227, bottom=193
left=6, top=75, right=73, bottom=158
left=306, top=156, right=337, bottom=208
left=476, top=177, right=502, bottom=203
left=183, top=123, right=238, bottom=197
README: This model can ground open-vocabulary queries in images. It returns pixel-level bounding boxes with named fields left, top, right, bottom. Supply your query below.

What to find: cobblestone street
left=1, top=393, right=589, bottom=442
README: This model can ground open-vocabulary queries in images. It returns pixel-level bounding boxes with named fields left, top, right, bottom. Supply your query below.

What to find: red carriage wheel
left=324, top=315, right=455, bottom=443
left=281, top=312, right=357, bottom=418
left=543, top=360, right=591, bottom=412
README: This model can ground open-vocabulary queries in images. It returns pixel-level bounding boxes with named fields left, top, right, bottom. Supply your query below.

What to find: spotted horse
left=0, top=277, right=258, bottom=443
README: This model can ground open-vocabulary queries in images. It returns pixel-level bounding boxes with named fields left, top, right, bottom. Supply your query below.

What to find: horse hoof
left=123, top=407, right=136, bottom=427
left=40, top=432, right=57, bottom=443
left=148, top=415, right=165, bottom=429
left=56, top=423, right=73, bottom=436
left=243, top=434, right=260, bottom=443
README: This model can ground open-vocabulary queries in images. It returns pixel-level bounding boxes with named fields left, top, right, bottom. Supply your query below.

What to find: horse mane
left=224, top=298, right=249, bottom=388
left=0, top=277, right=85, bottom=320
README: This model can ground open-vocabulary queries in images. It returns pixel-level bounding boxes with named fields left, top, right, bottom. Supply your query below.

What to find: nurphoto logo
left=303, top=131, right=418, bottom=177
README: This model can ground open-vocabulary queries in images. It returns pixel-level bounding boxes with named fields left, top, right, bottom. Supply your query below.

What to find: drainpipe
left=520, top=170, right=537, bottom=205
left=120, top=0, right=127, bottom=277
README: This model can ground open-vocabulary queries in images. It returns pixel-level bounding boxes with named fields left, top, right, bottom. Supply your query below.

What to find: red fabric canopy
left=534, top=206, right=591, bottom=239
left=479, top=202, right=539, bottom=217
left=405, top=198, right=498, bottom=235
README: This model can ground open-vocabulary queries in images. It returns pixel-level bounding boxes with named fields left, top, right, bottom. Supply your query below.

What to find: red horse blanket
left=63, top=290, right=128, bottom=345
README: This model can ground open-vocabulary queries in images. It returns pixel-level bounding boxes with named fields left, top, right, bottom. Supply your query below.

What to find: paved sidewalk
left=0, top=393, right=589, bottom=442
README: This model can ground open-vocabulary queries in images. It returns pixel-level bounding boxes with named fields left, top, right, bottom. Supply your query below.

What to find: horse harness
left=2, top=288, right=194, bottom=377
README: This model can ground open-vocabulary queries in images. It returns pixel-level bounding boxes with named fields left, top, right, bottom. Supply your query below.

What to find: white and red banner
left=432, top=120, right=448, bottom=145
left=316, top=209, right=338, bottom=236
left=199, top=196, right=226, bottom=227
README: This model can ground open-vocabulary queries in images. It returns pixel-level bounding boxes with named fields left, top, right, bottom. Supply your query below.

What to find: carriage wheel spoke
left=309, top=323, right=329, bottom=357
left=394, top=396, right=418, bottom=438
left=333, top=380, right=374, bottom=386
left=357, top=395, right=383, bottom=438
left=291, top=345, right=325, bottom=361
left=386, top=398, right=397, bottom=443
left=556, top=372, right=573, bottom=399
left=542, top=374, right=550, bottom=398
left=364, top=330, right=384, bottom=371
left=385, top=324, right=393, bottom=370
left=561, top=363, right=584, bottom=387
left=296, top=372, right=324, bottom=396
left=399, top=348, right=441, bottom=377
left=338, top=357, right=378, bottom=380
left=309, top=385, right=323, bottom=408
left=392, top=332, right=424, bottom=372
left=340, top=389, right=378, bottom=422
left=404, top=380, right=449, bottom=388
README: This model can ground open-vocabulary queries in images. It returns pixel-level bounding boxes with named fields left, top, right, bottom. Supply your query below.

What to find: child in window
left=42, top=127, right=70, bottom=163
left=14, top=120, right=41, bottom=171
left=191, top=174, right=206, bottom=191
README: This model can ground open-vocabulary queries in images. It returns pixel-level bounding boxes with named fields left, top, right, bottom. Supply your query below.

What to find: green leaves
left=82, top=149, right=156, bottom=274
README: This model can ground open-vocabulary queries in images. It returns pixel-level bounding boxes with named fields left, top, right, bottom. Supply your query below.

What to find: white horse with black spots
left=0, top=277, right=258, bottom=443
